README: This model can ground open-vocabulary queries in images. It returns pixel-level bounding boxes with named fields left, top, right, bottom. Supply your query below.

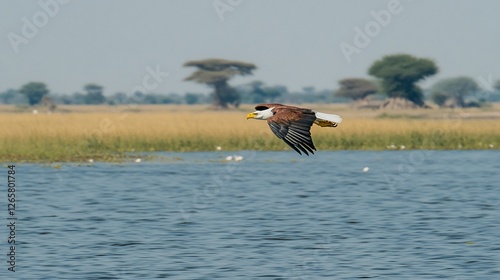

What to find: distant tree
left=430, top=77, right=479, bottom=108
left=144, top=93, right=163, bottom=104
left=70, top=92, right=87, bottom=105
left=246, top=81, right=283, bottom=103
left=83, top=84, right=105, bottom=104
left=237, top=82, right=287, bottom=104
left=185, top=93, right=200, bottom=105
left=184, top=58, right=257, bottom=108
left=335, top=78, right=378, bottom=101
left=108, top=92, right=128, bottom=105
left=0, top=89, right=27, bottom=104
left=368, top=54, right=438, bottom=107
left=130, top=91, right=145, bottom=104
left=302, top=86, right=315, bottom=95
left=430, top=91, right=449, bottom=107
left=165, top=93, right=183, bottom=104
left=19, top=82, right=49, bottom=105
left=133, top=92, right=182, bottom=104
left=262, top=86, right=283, bottom=102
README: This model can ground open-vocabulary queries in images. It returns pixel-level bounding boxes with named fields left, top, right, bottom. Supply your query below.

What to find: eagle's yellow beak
left=246, top=112, right=257, bottom=119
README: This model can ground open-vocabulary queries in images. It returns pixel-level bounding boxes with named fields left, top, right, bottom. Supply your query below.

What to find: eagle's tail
left=314, top=112, right=342, bottom=127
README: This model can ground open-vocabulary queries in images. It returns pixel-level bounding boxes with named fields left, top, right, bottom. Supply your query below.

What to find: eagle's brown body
left=247, top=104, right=342, bottom=155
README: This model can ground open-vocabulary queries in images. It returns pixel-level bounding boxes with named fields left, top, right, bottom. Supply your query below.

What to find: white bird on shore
left=234, top=155, right=244, bottom=161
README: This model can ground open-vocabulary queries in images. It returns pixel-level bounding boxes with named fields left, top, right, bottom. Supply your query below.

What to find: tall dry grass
left=1, top=104, right=499, bottom=162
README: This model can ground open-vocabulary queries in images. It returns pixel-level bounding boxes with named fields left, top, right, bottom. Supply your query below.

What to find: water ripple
left=9, top=151, right=500, bottom=279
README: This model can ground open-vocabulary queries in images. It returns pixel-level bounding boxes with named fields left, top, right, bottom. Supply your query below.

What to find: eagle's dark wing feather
left=267, top=107, right=316, bottom=155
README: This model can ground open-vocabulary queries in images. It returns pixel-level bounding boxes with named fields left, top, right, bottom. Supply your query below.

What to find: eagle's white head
left=246, top=107, right=274, bottom=120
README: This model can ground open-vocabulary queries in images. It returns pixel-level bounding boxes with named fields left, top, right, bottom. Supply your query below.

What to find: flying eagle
left=246, top=104, right=342, bottom=155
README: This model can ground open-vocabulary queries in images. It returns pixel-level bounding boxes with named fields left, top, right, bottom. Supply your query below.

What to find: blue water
left=3, top=151, right=500, bottom=279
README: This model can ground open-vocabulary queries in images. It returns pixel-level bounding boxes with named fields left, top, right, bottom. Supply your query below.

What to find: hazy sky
left=1, top=0, right=499, bottom=95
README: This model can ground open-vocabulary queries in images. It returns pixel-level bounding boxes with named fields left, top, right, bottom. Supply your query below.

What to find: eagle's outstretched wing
left=267, top=107, right=317, bottom=155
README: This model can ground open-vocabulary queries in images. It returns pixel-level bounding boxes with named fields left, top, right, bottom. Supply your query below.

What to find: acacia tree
left=19, top=82, right=49, bottom=105
left=335, top=78, right=378, bottom=101
left=83, top=84, right=105, bottom=104
left=430, top=77, right=479, bottom=108
left=184, top=58, right=256, bottom=108
left=368, top=54, right=438, bottom=107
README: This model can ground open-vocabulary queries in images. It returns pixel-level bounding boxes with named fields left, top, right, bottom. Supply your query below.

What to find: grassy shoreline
left=1, top=104, right=499, bottom=162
